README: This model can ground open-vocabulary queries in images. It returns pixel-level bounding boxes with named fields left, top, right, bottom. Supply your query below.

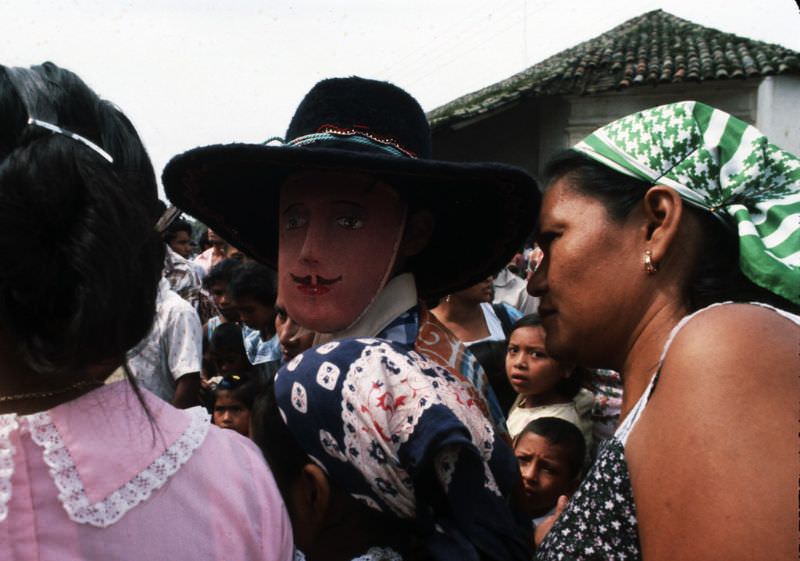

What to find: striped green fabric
left=574, top=101, right=800, bottom=305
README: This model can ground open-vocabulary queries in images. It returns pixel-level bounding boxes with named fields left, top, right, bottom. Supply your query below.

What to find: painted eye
left=336, top=216, right=364, bottom=229
left=284, top=215, right=307, bottom=230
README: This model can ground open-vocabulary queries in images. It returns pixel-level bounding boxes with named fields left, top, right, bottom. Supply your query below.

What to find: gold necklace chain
left=0, top=379, right=103, bottom=403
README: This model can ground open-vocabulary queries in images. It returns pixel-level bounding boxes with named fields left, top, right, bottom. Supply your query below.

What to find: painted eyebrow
left=280, top=200, right=366, bottom=212
left=280, top=202, right=304, bottom=215
left=330, top=200, right=366, bottom=208
left=359, top=178, right=381, bottom=196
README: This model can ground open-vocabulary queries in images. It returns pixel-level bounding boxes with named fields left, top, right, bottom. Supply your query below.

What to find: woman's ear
left=287, top=463, right=332, bottom=550
left=398, top=209, right=435, bottom=257
left=641, top=185, right=683, bottom=266
left=300, top=463, right=331, bottom=517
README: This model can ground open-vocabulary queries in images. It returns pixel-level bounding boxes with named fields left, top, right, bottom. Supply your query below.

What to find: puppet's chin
left=280, top=259, right=398, bottom=335
left=293, top=310, right=354, bottom=334
left=285, top=291, right=373, bottom=334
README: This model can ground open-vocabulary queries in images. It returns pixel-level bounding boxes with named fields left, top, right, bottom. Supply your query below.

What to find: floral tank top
left=535, top=302, right=800, bottom=561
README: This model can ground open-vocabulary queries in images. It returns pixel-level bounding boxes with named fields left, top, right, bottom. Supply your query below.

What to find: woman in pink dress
left=0, top=63, right=292, bottom=561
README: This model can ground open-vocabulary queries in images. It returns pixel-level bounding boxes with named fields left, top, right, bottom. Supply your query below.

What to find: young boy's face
left=213, top=390, right=250, bottom=437
left=278, top=171, right=406, bottom=334
left=208, top=229, right=227, bottom=254
left=209, top=281, right=239, bottom=322
left=506, top=325, right=570, bottom=399
left=514, top=431, right=579, bottom=517
left=213, top=348, right=251, bottom=377
left=274, top=302, right=315, bottom=363
left=234, top=295, right=275, bottom=336
left=169, top=230, right=193, bottom=259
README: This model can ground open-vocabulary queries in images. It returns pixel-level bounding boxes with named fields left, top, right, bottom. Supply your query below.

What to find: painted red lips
left=290, top=273, right=342, bottom=296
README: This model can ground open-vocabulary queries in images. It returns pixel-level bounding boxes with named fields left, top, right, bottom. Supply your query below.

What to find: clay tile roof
left=428, top=9, right=800, bottom=130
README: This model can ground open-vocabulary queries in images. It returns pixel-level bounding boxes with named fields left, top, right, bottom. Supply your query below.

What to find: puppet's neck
left=313, top=273, right=417, bottom=345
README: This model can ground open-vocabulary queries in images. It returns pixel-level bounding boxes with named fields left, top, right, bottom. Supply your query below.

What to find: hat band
left=288, top=125, right=418, bottom=159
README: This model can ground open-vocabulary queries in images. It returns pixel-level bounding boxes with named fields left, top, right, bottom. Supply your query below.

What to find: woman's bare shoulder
left=651, top=302, right=798, bottom=409
left=629, top=302, right=798, bottom=560
left=665, top=303, right=798, bottom=374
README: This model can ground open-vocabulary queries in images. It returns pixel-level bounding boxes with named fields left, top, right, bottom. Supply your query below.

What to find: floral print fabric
left=536, top=438, right=641, bottom=561
left=274, top=337, right=530, bottom=561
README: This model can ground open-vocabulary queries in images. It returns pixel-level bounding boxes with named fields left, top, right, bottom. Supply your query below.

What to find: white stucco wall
left=432, top=76, right=799, bottom=178
left=756, top=75, right=800, bottom=155
left=564, top=81, right=760, bottom=147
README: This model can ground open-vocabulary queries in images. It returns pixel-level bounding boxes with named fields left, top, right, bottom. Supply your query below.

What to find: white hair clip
left=155, top=205, right=181, bottom=234
left=27, top=117, right=114, bottom=163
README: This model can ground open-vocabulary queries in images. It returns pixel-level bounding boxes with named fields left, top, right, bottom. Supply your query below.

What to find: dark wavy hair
left=163, top=216, right=192, bottom=244
left=209, top=321, right=247, bottom=357
left=214, top=375, right=260, bottom=411
left=515, top=417, right=586, bottom=479
left=544, top=150, right=798, bottom=313
left=0, top=62, right=164, bottom=376
left=228, top=261, right=277, bottom=306
left=202, top=258, right=242, bottom=291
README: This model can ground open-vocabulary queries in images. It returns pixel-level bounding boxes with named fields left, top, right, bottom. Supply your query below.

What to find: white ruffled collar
left=294, top=546, right=403, bottom=561
left=0, top=381, right=210, bottom=527
left=313, top=273, right=418, bottom=346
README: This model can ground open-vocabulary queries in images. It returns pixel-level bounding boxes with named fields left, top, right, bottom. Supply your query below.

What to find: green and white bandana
left=575, top=101, right=800, bottom=305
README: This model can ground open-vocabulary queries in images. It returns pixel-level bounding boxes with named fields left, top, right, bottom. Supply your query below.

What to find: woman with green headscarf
left=528, top=101, right=798, bottom=561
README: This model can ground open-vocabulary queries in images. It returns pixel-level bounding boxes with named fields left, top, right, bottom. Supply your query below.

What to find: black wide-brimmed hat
left=163, top=77, right=540, bottom=299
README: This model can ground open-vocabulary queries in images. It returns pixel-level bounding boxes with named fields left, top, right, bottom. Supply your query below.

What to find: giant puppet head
left=163, top=77, right=541, bottom=333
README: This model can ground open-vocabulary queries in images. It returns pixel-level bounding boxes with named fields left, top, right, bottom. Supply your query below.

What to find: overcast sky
left=2, top=0, right=799, bottom=194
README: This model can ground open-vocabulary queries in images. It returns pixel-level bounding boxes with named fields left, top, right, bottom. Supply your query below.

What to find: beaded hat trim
left=288, top=124, right=418, bottom=159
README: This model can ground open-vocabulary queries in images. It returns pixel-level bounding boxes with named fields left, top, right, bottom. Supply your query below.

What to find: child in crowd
left=209, top=322, right=255, bottom=378
left=211, top=319, right=278, bottom=384
left=200, top=258, right=242, bottom=381
left=212, top=375, right=259, bottom=437
left=514, top=417, right=585, bottom=526
left=193, top=227, right=228, bottom=274
left=228, top=261, right=280, bottom=365
left=203, top=258, right=242, bottom=335
left=505, top=314, right=593, bottom=454
left=162, top=216, right=194, bottom=259
left=431, top=276, right=523, bottom=414
left=209, top=316, right=262, bottom=437
left=274, top=298, right=315, bottom=363
left=202, top=322, right=268, bottom=410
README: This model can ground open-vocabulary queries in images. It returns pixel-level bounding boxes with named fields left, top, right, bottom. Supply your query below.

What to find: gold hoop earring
left=643, top=250, right=659, bottom=275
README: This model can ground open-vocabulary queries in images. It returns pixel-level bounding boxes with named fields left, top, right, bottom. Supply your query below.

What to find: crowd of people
left=0, top=62, right=797, bottom=561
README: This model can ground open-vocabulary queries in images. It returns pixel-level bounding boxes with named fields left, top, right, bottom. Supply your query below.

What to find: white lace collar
left=294, top=546, right=403, bottom=561
left=0, top=381, right=210, bottom=527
